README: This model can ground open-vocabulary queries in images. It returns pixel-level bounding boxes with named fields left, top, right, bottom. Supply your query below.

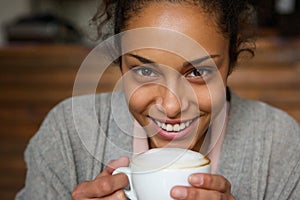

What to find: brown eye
left=187, top=68, right=212, bottom=78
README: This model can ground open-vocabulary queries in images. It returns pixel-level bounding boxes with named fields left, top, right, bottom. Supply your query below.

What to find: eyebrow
left=126, top=53, right=219, bottom=67
left=183, top=55, right=220, bottom=67
left=126, top=54, right=159, bottom=67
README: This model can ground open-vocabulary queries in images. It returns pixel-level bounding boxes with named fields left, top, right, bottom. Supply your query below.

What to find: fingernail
left=172, top=187, right=187, bottom=199
left=189, top=174, right=204, bottom=186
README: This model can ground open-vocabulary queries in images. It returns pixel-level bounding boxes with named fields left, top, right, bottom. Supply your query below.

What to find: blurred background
left=0, top=0, right=299, bottom=199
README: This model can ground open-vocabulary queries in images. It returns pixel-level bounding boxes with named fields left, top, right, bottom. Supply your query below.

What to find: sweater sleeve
left=15, top=102, right=77, bottom=200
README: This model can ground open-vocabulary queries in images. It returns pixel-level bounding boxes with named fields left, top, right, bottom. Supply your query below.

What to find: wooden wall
left=0, top=37, right=299, bottom=199
left=228, top=37, right=300, bottom=120
left=0, top=45, right=121, bottom=199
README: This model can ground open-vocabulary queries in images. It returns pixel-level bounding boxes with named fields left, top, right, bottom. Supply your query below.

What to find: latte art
left=132, top=148, right=210, bottom=171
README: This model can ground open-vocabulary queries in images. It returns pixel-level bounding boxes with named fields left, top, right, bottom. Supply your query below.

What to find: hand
left=72, top=157, right=130, bottom=200
left=170, top=173, right=235, bottom=200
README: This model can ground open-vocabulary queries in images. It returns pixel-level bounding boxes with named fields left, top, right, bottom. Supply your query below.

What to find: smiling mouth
left=150, top=117, right=199, bottom=132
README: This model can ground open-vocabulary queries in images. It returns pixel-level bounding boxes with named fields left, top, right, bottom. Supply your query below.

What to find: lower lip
left=149, top=118, right=199, bottom=140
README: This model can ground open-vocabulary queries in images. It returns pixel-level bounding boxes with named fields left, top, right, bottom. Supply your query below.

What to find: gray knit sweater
left=16, top=92, right=300, bottom=200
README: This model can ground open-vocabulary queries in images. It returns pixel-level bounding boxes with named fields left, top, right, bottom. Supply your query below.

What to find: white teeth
left=174, top=124, right=180, bottom=132
left=180, top=123, right=185, bottom=130
left=157, top=121, right=162, bottom=127
left=166, top=124, right=173, bottom=131
left=154, top=119, right=194, bottom=132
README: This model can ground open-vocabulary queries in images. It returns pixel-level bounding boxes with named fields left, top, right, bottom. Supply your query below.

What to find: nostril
left=153, top=89, right=184, bottom=118
left=149, top=103, right=167, bottom=117
left=156, top=103, right=166, bottom=113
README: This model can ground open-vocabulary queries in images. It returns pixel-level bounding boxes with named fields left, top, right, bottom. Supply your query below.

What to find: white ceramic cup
left=113, top=148, right=211, bottom=200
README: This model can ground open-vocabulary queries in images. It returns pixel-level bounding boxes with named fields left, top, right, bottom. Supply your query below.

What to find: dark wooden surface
left=0, top=37, right=299, bottom=199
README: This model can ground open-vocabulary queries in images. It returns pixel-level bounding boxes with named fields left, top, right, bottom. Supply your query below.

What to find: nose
left=155, top=69, right=193, bottom=118
left=162, top=89, right=181, bottom=118
left=158, top=85, right=188, bottom=118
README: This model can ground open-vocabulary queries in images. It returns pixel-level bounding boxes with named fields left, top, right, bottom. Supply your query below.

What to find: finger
left=100, top=190, right=127, bottom=200
left=98, top=157, right=130, bottom=177
left=83, top=190, right=127, bottom=200
left=188, top=173, right=231, bottom=193
left=72, top=173, right=129, bottom=198
left=171, top=186, right=227, bottom=200
left=93, top=173, right=129, bottom=197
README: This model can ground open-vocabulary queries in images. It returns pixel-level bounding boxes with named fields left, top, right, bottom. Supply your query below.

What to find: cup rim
left=130, top=148, right=211, bottom=172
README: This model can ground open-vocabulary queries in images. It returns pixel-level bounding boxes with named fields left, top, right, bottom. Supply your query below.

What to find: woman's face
left=120, top=2, right=230, bottom=150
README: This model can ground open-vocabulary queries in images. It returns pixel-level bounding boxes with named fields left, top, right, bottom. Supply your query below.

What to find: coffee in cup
left=113, top=148, right=210, bottom=200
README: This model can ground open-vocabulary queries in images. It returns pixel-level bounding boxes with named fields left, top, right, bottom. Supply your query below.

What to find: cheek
left=192, top=78, right=226, bottom=114
left=125, top=85, right=156, bottom=115
left=193, top=85, right=212, bottom=112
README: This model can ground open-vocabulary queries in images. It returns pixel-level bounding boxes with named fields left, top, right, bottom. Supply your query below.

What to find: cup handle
left=113, top=167, right=137, bottom=200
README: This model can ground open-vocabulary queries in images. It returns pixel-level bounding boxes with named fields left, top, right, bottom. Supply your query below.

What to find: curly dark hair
left=92, top=0, right=257, bottom=70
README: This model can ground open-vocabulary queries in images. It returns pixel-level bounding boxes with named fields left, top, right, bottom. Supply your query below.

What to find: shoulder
left=23, top=92, right=119, bottom=185
left=227, top=93, right=300, bottom=198
left=229, top=93, right=300, bottom=163
left=54, top=92, right=113, bottom=116
left=229, top=93, right=300, bottom=160
left=26, top=93, right=118, bottom=164
left=27, top=91, right=129, bottom=156
left=30, top=92, right=114, bottom=141
left=229, top=93, right=299, bottom=135
left=28, top=92, right=124, bottom=149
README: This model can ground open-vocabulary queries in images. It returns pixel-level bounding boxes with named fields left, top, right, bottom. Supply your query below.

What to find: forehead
left=122, top=2, right=228, bottom=55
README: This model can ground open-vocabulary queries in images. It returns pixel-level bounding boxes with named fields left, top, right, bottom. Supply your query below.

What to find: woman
left=16, top=0, right=300, bottom=199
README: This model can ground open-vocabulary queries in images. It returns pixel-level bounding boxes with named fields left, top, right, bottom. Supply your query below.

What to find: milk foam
left=132, top=148, right=209, bottom=171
